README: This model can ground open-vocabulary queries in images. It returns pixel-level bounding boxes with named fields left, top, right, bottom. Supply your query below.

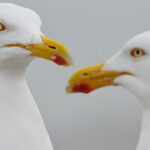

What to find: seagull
left=66, top=30, right=150, bottom=150
left=0, top=3, right=73, bottom=150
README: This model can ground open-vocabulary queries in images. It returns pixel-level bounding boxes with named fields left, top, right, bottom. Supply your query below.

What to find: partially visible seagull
left=0, top=3, right=73, bottom=150
left=66, top=31, right=150, bottom=150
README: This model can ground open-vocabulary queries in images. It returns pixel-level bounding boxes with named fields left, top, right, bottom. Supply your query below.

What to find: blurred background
left=3, top=0, right=150, bottom=149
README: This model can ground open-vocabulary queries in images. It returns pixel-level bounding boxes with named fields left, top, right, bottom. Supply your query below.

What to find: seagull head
left=66, top=31, right=150, bottom=104
left=0, top=3, right=73, bottom=67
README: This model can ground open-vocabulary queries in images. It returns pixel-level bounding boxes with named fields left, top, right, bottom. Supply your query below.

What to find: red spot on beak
left=73, top=82, right=93, bottom=93
left=53, top=55, right=67, bottom=66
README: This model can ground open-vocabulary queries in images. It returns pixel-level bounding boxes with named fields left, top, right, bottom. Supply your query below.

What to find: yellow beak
left=5, top=35, right=74, bottom=66
left=66, top=63, right=132, bottom=94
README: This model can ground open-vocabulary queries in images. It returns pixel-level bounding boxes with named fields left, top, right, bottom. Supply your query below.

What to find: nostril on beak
left=48, top=45, right=56, bottom=49
left=83, top=73, right=89, bottom=76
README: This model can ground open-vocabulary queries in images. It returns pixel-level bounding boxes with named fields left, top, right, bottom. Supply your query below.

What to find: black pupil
left=135, top=50, right=140, bottom=55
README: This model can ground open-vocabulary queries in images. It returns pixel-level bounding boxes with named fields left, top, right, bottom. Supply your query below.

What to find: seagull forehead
left=123, top=31, right=150, bottom=51
left=0, top=3, right=42, bottom=30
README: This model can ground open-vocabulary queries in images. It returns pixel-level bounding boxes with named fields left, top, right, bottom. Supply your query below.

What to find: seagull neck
left=0, top=58, right=54, bottom=150
left=0, top=58, right=32, bottom=79
left=136, top=88, right=150, bottom=149
left=137, top=108, right=150, bottom=150
left=136, top=91, right=150, bottom=108
left=141, top=108, right=150, bottom=130
left=140, top=94, right=150, bottom=131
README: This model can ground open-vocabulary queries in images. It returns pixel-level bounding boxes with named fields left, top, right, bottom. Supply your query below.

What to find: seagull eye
left=130, top=48, right=145, bottom=58
left=0, top=22, right=6, bottom=32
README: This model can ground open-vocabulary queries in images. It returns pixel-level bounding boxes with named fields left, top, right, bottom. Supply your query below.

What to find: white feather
left=102, top=31, right=150, bottom=150
left=0, top=3, right=53, bottom=150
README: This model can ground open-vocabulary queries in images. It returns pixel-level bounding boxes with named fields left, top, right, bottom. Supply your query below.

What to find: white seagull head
left=66, top=31, right=150, bottom=106
left=0, top=3, right=73, bottom=68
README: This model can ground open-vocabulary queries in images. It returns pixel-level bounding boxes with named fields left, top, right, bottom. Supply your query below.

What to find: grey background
left=2, top=0, right=149, bottom=149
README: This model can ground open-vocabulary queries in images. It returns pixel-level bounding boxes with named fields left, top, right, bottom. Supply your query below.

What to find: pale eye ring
left=130, top=48, right=146, bottom=58
left=0, top=22, right=6, bottom=32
